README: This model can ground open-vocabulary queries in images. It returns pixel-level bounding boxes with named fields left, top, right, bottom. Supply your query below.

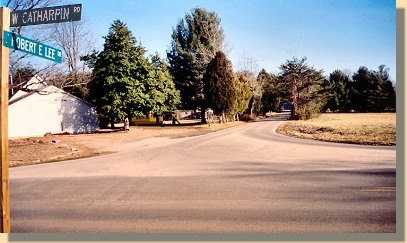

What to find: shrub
left=239, top=114, right=253, bottom=122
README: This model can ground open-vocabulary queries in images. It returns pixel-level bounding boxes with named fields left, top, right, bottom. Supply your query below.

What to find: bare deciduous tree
left=236, top=50, right=261, bottom=117
left=49, top=17, right=96, bottom=89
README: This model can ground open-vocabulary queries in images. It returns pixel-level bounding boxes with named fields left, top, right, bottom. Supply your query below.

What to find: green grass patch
left=276, top=113, right=396, bottom=145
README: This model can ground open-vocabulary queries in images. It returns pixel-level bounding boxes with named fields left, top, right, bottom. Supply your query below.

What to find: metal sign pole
left=0, top=6, right=10, bottom=233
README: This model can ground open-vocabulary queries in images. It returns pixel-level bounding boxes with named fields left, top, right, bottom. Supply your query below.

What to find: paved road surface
left=10, top=113, right=396, bottom=233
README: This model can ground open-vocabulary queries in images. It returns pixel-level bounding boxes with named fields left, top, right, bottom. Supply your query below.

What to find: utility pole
left=0, top=6, right=10, bottom=233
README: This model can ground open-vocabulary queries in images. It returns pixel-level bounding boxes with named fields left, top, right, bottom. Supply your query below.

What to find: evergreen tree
left=350, top=66, right=375, bottom=112
left=325, top=70, right=351, bottom=112
left=350, top=65, right=396, bottom=112
left=279, top=57, right=327, bottom=120
left=257, top=69, right=280, bottom=114
left=203, top=51, right=235, bottom=122
left=149, top=53, right=181, bottom=124
left=88, top=20, right=150, bottom=128
left=64, top=85, right=88, bottom=100
left=232, top=73, right=253, bottom=120
left=373, top=65, right=396, bottom=111
left=381, top=79, right=396, bottom=111
left=167, top=7, right=224, bottom=123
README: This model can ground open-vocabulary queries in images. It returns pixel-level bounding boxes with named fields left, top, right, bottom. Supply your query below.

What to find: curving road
left=10, top=113, right=396, bottom=233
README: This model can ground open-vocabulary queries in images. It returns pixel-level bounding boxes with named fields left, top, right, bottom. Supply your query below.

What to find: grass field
left=276, top=113, right=396, bottom=145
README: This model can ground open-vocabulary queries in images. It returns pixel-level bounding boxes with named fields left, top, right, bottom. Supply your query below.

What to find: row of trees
left=167, top=8, right=270, bottom=123
left=166, top=7, right=396, bottom=122
left=325, top=65, right=396, bottom=113
left=254, top=61, right=396, bottom=120
left=9, top=4, right=396, bottom=124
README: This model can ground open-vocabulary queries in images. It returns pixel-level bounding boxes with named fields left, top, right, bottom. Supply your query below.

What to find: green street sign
left=3, top=30, right=62, bottom=63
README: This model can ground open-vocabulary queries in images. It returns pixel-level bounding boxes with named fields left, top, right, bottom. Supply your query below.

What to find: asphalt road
left=9, top=113, right=396, bottom=233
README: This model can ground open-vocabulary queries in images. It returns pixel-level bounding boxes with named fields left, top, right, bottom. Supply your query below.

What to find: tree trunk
left=110, top=117, right=115, bottom=128
left=221, top=112, right=226, bottom=123
left=200, top=107, right=207, bottom=124
left=290, top=104, right=296, bottom=119
left=156, top=116, right=160, bottom=126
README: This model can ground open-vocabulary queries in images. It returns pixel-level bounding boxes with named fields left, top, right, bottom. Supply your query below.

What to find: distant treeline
left=323, top=65, right=396, bottom=113
left=256, top=60, right=396, bottom=120
left=11, top=7, right=394, bottom=124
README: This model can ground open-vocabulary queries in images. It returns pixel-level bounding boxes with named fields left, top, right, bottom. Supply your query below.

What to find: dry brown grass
left=276, top=113, right=396, bottom=145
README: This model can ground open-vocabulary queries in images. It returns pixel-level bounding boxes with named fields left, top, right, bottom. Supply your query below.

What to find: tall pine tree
left=257, top=69, right=280, bottom=114
left=325, top=70, right=351, bottom=112
left=203, top=51, right=236, bottom=122
left=279, top=57, right=327, bottom=120
left=149, top=53, right=181, bottom=124
left=88, top=20, right=151, bottom=128
left=167, top=7, right=224, bottom=123
left=350, top=65, right=396, bottom=112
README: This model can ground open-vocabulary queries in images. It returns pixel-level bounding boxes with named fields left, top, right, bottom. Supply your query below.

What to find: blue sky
left=85, top=0, right=396, bottom=80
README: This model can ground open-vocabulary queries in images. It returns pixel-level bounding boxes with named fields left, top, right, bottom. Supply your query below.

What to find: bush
left=239, top=114, right=253, bottom=122
left=292, top=106, right=321, bottom=120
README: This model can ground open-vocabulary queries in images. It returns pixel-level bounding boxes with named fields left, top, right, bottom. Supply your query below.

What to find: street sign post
left=0, top=3, right=82, bottom=233
left=10, top=4, right=82, bottom=27
left=3, top=30, right=62, bottom=63
left=0, top=7, right=10, bottom=233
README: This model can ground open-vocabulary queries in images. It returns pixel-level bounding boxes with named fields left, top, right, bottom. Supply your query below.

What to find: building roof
left=22, top=74, right=48, bottom=91
left=9, top=75, right=95, bottom=107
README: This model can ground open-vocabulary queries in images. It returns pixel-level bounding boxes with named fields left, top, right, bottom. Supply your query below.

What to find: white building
left=8, top=75, right=98, bottom=138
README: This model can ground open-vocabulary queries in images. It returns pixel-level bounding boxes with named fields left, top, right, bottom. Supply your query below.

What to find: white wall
left=59, top=94, right=99, bottom=134
left=9, top=90, right=98, bottom=138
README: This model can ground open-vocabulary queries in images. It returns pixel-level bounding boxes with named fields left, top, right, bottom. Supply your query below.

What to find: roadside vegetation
left=8, top=5, right=397, bottom=148
left=276, top=113, right=396, bottom=145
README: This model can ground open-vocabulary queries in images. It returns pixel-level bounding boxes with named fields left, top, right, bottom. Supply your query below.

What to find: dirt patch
left=9, top=137, right=96, bottom=168
left=9, top=121, right=245, bottom=167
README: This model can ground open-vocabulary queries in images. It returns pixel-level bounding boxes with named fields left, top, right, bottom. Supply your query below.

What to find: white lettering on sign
left=44, top=46, right=55, bottom=60
left=9, top=36, right=56, bottom=61
left=49, top=9, right=54, bottom=21
left=14, top=7, right=71, bottom=25
left=43, top=10, right=48, bottom=21
left=64, top=8, right=70, bottom=19
left=22, top=12, right=27, bottom=24
left=10, top=4, right=81, bottom=27
left=3, top=30, right=63, bottom=63
left=36, top=10, right=43, bottom=22
left=55, top=8, right=61, bottom=20
left=11, top=13, right=18, bottom=24
left=38, top=45, right=43, bottom=56
left=14, top=38, right=33, bottom=53
left=27, top=12, right=33, bottom=23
